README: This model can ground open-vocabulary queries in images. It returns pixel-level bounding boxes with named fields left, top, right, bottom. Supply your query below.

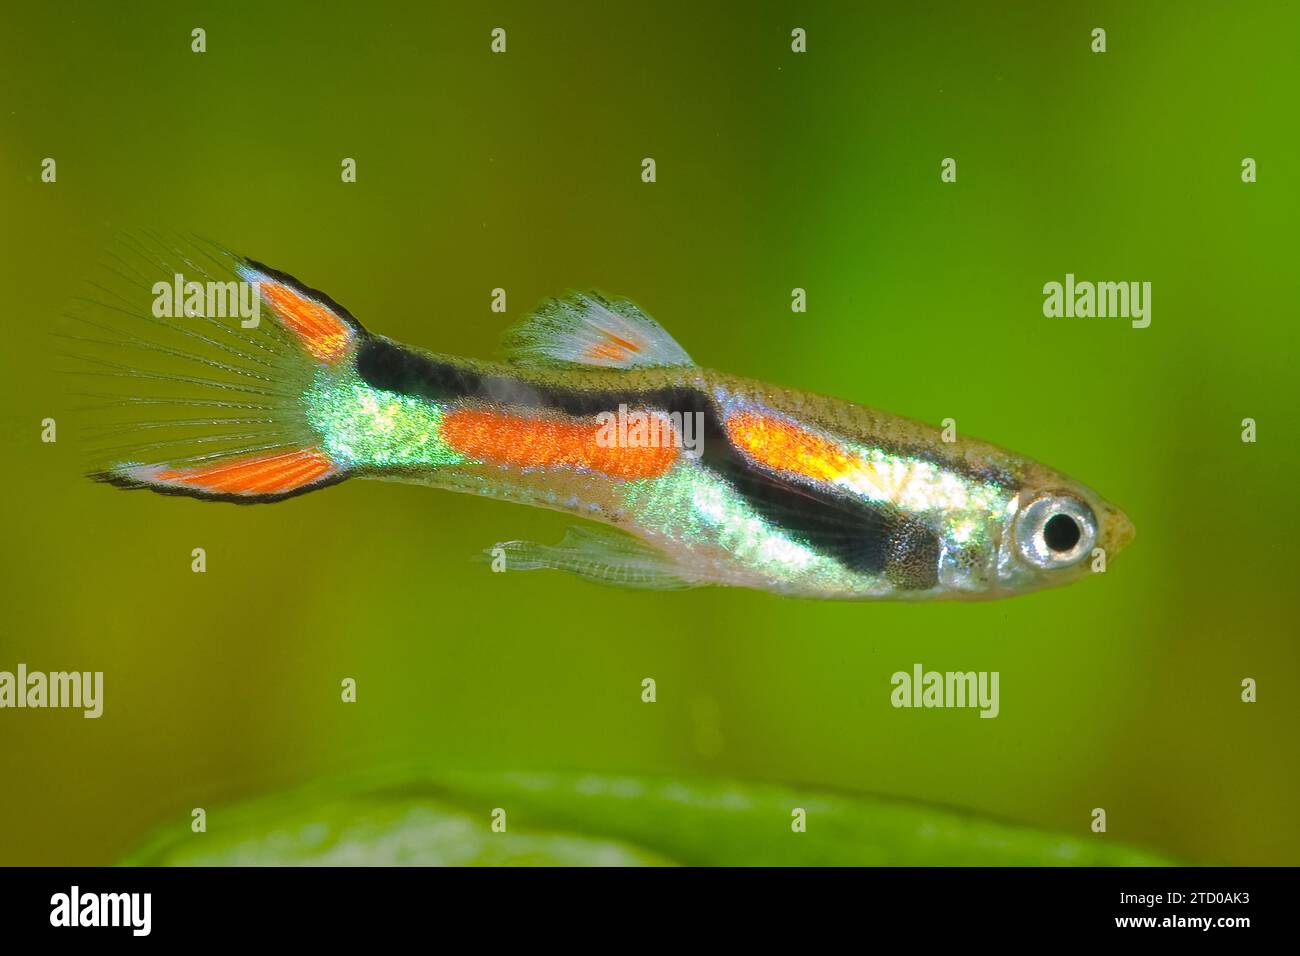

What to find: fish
left=65, top=235, right=1135, bottom=601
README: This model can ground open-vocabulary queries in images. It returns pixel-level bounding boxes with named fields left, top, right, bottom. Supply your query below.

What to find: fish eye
left=1015, top=494, right=1096, bottom=570
left=1043, top=513, right=1081, bottom=552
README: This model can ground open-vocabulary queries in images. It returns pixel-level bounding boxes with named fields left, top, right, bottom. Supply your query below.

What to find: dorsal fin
left=502, top=292, right=694, bottom=370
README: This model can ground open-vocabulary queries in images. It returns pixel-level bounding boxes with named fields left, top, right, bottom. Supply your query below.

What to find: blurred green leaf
left=123, top=770, right=1175, bottom=866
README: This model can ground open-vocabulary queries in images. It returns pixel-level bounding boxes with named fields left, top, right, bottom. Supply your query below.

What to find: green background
left=1, top=1, right=1296, bottom=865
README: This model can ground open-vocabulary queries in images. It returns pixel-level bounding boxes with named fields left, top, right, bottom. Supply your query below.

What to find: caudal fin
left=61, top=233, right=368, bottom=503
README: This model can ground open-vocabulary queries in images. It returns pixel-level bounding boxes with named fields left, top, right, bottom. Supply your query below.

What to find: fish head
left=995, top=466, right=1135, bottom=595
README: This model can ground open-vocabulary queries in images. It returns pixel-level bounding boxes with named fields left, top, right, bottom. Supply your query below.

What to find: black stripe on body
left=356, top=338, right=941, bottom=585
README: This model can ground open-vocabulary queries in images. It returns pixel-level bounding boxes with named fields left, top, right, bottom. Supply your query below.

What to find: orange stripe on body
left=258, top=282, right=353, bottom=363
left=155, top=449, right=335, bottom=495
left=442, top=409, right=678, bottom=480
left=724, top=412, right=855, bottom=482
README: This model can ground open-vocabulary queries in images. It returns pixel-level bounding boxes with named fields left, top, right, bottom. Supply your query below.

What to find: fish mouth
left=1101, top=504, right=1136, bottom=556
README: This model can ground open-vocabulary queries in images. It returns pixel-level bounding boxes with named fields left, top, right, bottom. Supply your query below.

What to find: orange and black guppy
left=68, top=235, right=1134, bottom=599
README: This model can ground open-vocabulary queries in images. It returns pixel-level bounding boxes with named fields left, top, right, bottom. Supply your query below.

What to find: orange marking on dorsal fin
left=584, top=328, right=642, bottom=363
left=441, top=409, right=679, bottom=480
left=586, top=341, right=630, bottom=362
left=258, top=282, right=354, bottom=363
left=153, top=448, right=336, bottom=495
left=601, top=329, right=641, bottom=353
left=724, top=412, right=855, bottom=482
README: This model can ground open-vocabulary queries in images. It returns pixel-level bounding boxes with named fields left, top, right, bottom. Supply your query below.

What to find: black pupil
left=1043, top=513, right=1081, bottom=553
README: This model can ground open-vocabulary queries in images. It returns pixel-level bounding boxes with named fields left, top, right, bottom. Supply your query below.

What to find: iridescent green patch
left=301, top=368, right=465, bottom=468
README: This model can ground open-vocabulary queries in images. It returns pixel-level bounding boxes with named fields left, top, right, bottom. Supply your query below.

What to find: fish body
left=74, top=238, right=1134, bottom=600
